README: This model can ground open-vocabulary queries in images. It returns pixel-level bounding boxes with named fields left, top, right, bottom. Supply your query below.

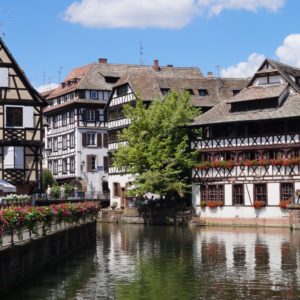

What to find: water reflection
left=6, top=224, right=300, bottom=300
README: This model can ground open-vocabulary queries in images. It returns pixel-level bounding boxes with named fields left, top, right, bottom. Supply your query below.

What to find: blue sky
left=1, top=0, right=300, bottom=91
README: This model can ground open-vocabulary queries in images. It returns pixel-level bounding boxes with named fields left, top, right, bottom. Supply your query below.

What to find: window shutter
left=97, top=133, right=102, bottom=147
left=95, top=110, right=100, bottom=121
left=82, top=133, right=87, bottom=146
left=86, top=155, right=91, bottom=172
left=4, top=146, right=14, bottom=168
left=103, top=156, right=108, bottom=172
left=15, top=147, right=24, bottom=169
left=103, top=133, right=108, bottom=148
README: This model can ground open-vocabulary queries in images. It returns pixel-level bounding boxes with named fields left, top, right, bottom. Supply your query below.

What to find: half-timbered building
left=107, top=60, right=247, bottom=207
left=0, top=38, right=46, bottom=194
left=43, top=59, right=136, bottom=198
left=191, top=59, right=300, bottom=226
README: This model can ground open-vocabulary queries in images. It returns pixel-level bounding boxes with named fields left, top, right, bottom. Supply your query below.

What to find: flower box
left=253, top=200, right=266, bottom=209
left=207, top=201, right=224, bottom=208
left=279, top=200, right=292, bottom=209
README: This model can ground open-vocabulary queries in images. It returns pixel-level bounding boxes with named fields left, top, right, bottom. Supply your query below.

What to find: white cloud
left=63, top=0, right=285, bottom=29
left=275, top=34, right=300, bottom=68
left=197, top=0, right=286, bottom=16
left=220, top=53, right=265, bottom=78
left=64, top=0, right=197, bottom=29
left=36, top=83, right=59, bottom=93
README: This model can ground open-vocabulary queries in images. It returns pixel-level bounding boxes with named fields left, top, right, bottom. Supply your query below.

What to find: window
left=87, top=132, right=96, bottom=146
left=0, top=67, right=9, bottom=87
left=62, top=113, right=67, bottom=126
left=287, top=149, right=300, bottom=158
left=62, top=158, right=67, bottom=174
left=233, top=184, right=244, bottom=205
left=98, top=91, right=110, bottom=101
left=87, top=155, right=97, bottom=172
left=47, top=138, right=52, bottom=151
left=90, top=90, right=98, bottom=99
left=6, top=107, right=23, bottom=127
left=232, top=89, right=240, bottom=96
left=70, top=133, right=75, bottom=148
left=99, top=109, right=105, bottom=122
left=53, top=160, right=58, bottom=175
left=254, top=184, right=267, bottom=203
left=70, top=157, right=75, bottom=173
left=48, top=161, right=52, bottom=172
left=199, top=89, right=208, bottom=96
left=281, top=183, right=293, bottom=201
left=185, top=89, right=194, bottom=95
left=62, top=135, right=67, bottom=150
left=53, top=116, right=58, bottom=128
left=116, top=85, right=128, bottom=97
left=200, top=185, right=224, bottom=203
left=86, top=110, right=95, bottom=121
left=161, top=88, right=170, bottom=95
left=113, top=182, right=121, bottom=197
left=53, top=138, right=58, bottom=152
left=4, top=146, right=24, bottom=169
left=69, top=110, right=75, bottom=123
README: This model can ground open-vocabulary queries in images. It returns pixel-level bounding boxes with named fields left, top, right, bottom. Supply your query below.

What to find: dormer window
left=232, top=89, right=240, bottom=96
left=185, top=89, right=194, bottom=95
left=116, top=85, right=128, bottom=97
left=161, top=88, right=170, bottom=95
left=199, top=89, right=208, bottom=96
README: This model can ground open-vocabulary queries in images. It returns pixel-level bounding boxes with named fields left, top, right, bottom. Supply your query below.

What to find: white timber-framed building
left=106, top=60, right=247, bottom=207
left=0, top=38, right=46, bottom=194
left=191, top=59, right=300, bottom=227
left=43, top=59, right=136, bottom=199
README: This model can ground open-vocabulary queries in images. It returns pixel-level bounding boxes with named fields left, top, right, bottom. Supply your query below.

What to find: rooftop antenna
left=215, top=65, right=220, bottom=77
left=58, top=65, right=63, bottom=83
left=139, top=41, right=144, bottom=65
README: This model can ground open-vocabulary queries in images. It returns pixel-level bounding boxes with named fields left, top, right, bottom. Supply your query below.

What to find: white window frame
left=87, top=132, right=96, bottom=146
left=86, top=110, right=95, bottom=121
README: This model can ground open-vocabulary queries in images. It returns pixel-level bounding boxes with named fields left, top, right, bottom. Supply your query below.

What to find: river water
left=6, top=223, right=300, bottom=300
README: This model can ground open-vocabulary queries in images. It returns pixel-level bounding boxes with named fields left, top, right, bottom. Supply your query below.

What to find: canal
left=5, top=223, right=300, bottom=299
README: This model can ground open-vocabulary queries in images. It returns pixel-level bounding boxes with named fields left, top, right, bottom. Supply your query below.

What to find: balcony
left=193, top=133, right=300, bottom=150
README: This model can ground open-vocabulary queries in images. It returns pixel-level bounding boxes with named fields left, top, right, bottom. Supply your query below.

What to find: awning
left=0, top=179, right=16, bottom=193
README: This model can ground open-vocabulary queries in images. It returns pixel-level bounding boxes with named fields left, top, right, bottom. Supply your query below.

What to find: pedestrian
left=46, top=185, right=52, bottom=200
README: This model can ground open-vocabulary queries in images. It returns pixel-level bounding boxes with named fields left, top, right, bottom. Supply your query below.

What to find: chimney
left=99, top=58, right=108, bottom=64
left=153, top=59, right=160, bottom=71
left=207, top=71, right=214, bottom=78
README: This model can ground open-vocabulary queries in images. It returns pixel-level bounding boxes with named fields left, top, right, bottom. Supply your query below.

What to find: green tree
left=113, top=91, right=200, bottom=198
left=41, top=169, right=56, bottom=191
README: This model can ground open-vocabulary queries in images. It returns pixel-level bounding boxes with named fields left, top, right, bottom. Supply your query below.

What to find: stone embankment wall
left=99, top=208, right=191, bottom=225
left=0, top=221, right=96, bottom=293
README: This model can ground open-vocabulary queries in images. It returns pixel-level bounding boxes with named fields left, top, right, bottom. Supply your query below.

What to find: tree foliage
left=113, top=91, right=200, bottom=197
left=41, top=169, right=56, bottom=191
